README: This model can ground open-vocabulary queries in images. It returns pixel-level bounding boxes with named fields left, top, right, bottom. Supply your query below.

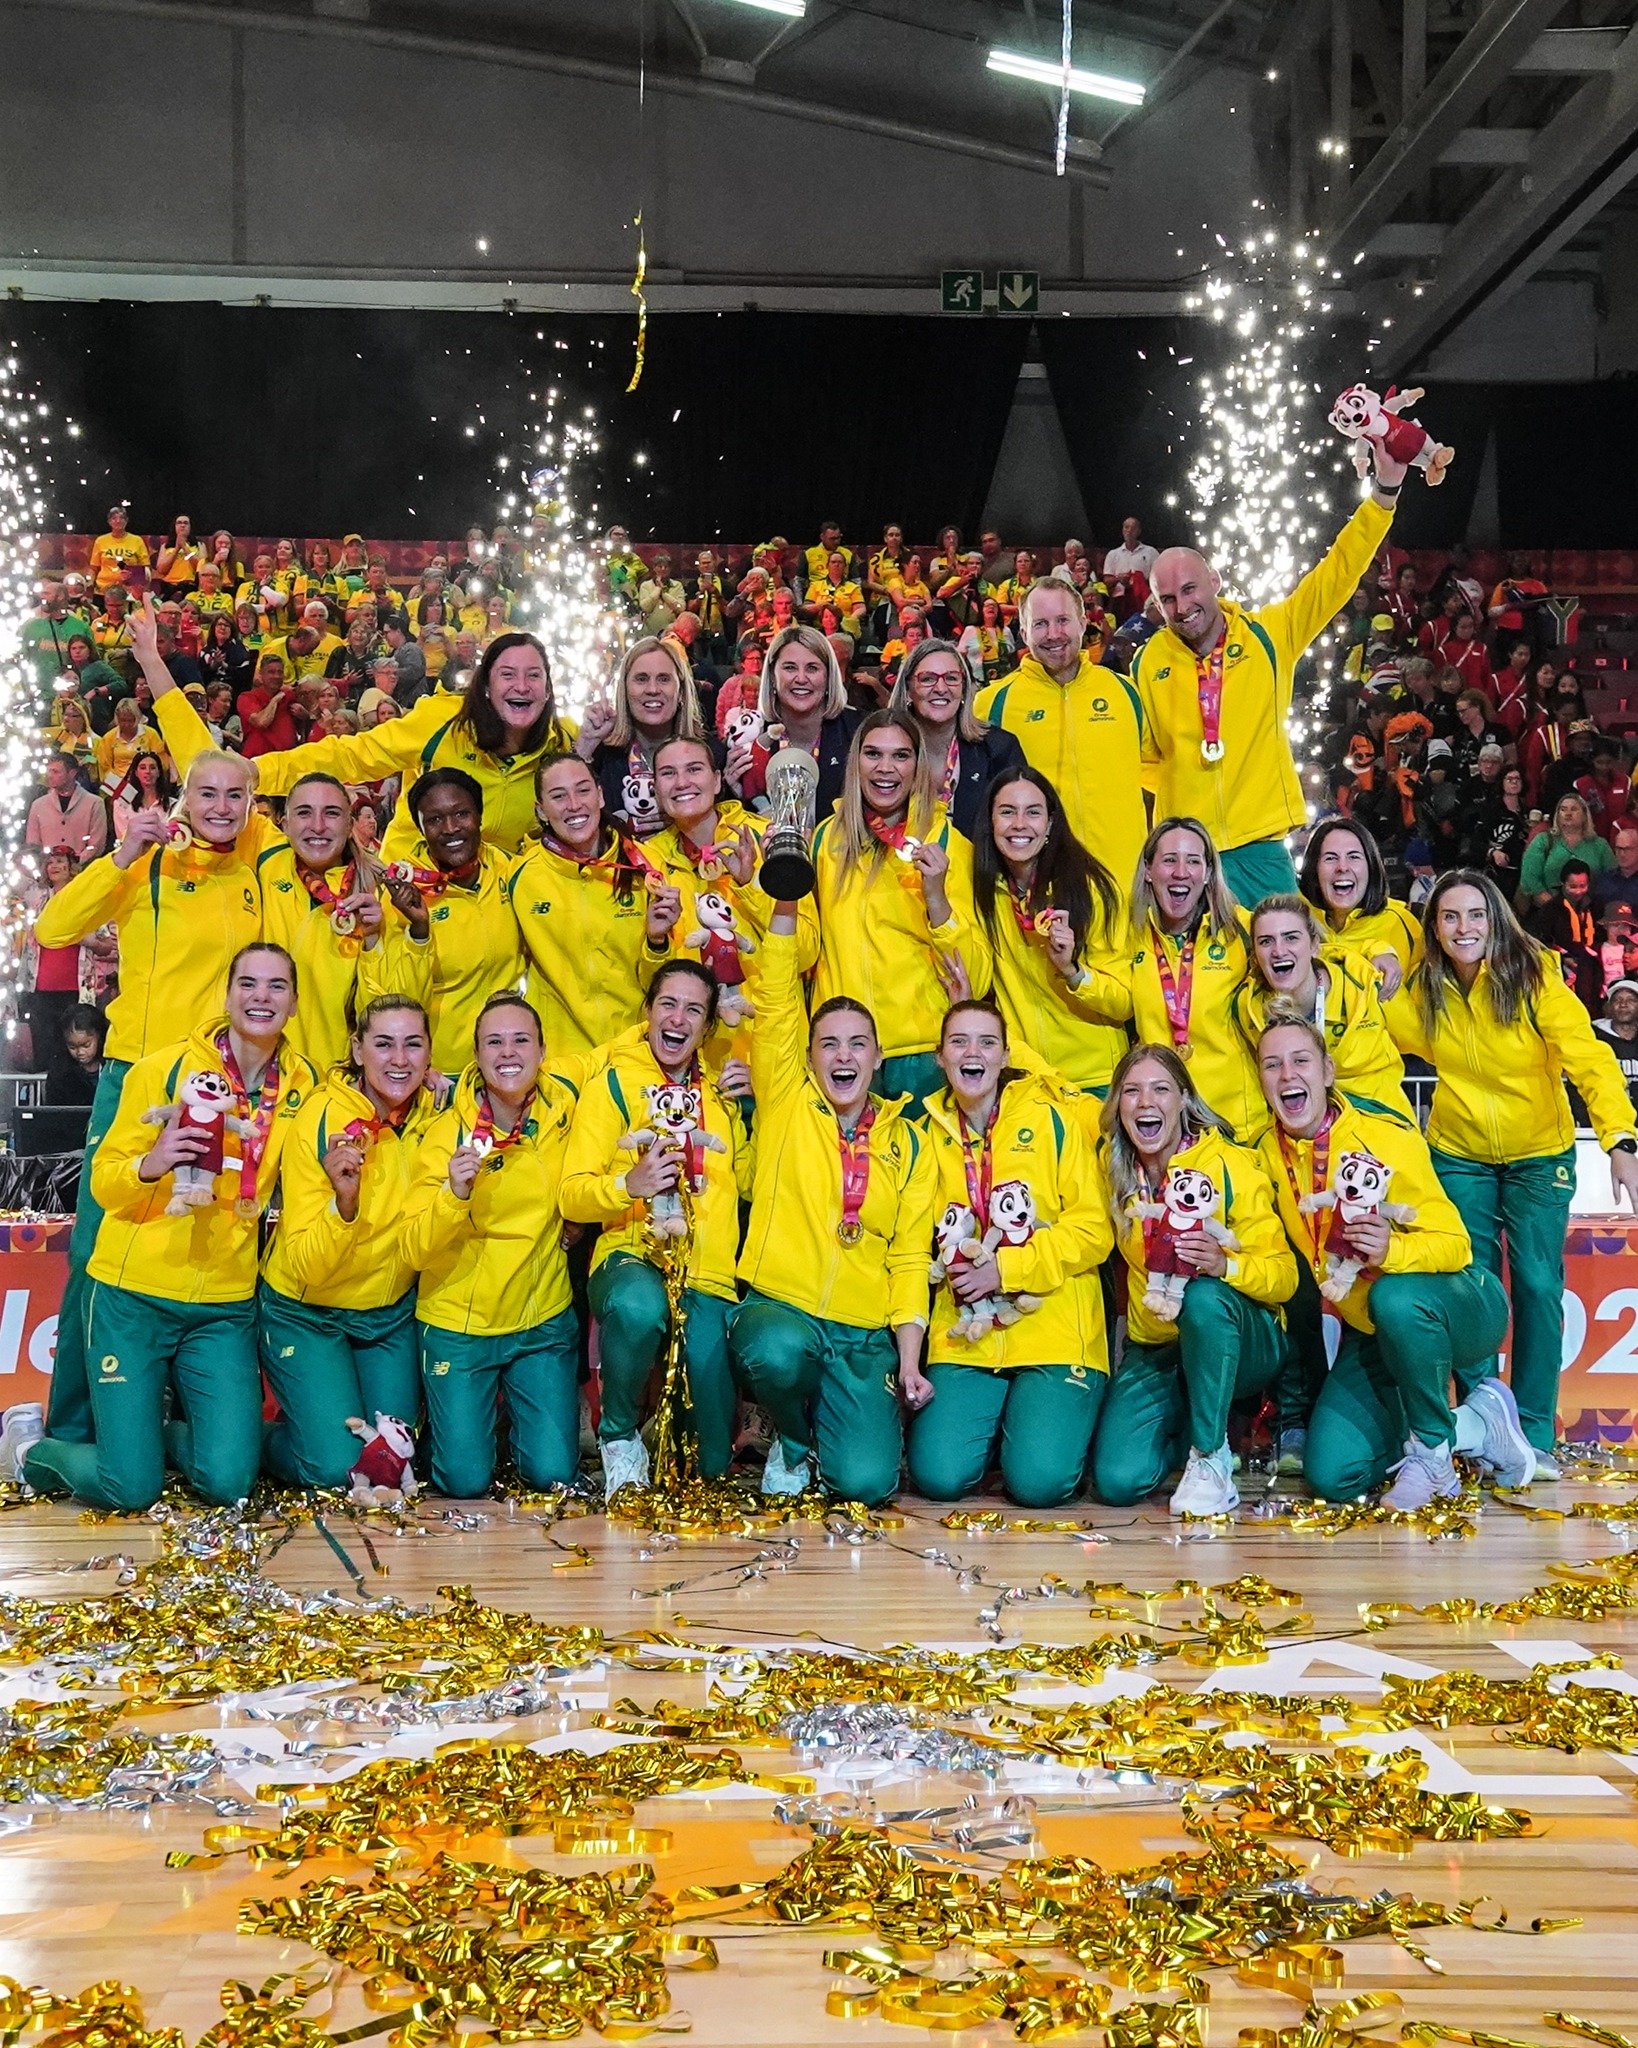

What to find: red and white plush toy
left=928, top=1188, right=1043, bottom=1343
left=1131, top=1164, right=1239, bottom=1322
left=1329, top=383, right=1454, bottom=486
left=141, top=1069, right=252, bottom=1217
left=1300, top=1148, right=1417, bottom=1303
left=346, top=1412, right=421, bottom=1503
left=683, top=889, right=757, bottom=1026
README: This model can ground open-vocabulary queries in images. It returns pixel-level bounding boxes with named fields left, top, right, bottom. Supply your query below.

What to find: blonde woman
left=573, top=635, right=704, bottom=839
left=1520, top=791, right=1616, bottom=907
left=726, top=624, right=858, bottom=821
left=1127, top=816, right=1264, bottom=1142
left=811, top=711, right=990, bottom=1112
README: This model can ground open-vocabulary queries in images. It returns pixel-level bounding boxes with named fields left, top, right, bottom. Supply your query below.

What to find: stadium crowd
left=7, top=443, right=1636, bottom=1520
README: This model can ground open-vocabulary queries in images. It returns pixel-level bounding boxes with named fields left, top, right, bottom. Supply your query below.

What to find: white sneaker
left=0, top=1404, right=44, bottom=1483
left=761, top=1440, right=811, bottom=1497
left=1461, top=1379, right=1534, bottom=1488
left=1169, top=1443, right=1239, bottom=1517
left=1530, top=1450, right=1563, bottom=1482
left=1382, top=1436, right=1461, bottom=1512
left=1276, top=1427, right=1307, bottom=1476
left=600, top=1434, right=650, bottom=1496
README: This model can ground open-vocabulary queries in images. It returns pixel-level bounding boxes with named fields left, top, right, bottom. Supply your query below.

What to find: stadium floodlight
left=986, top=47, right=1145, bottom=106
left=723, top=0, right=806, bottom=17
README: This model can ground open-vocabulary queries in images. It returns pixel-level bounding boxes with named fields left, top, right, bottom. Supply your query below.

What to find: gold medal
left=1200, top=739, right=1225, bottom=764
left=234, top=1195, right=259, bottom=1219
left=1176, top=1042, right=1194, bottom=1062
left=166, top=817, right=195, bottom=850
left=837, top=1219, right=863, bottom=1247
left=330, top=905, right=358, bottom=937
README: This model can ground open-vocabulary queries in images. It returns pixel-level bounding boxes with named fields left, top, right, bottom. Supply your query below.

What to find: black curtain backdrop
left=5, top=300, right=1633, bottom=548
left=2, top=303, right=1025, bottom=544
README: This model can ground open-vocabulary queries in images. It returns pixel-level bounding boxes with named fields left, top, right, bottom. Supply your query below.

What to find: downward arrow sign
left=1002, top=273, right=1033, bottom=308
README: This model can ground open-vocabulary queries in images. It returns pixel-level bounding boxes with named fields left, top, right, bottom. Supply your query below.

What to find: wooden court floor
left=0, top=1481, right=1635, bottom=2046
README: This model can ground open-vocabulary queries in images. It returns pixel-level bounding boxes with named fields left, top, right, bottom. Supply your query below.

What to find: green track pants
left=1091, top=1277, right=1284, bottom=1505
left=907, top=1360, right=1106, bottom=1507
left=1431, top=1145, right=1576, bottom=1451
left=728, top=1290, right=902, bottom=1504
left=1304, top=1266, right=1511, bottom=1500
left=25, top=1281, right=260, bottom=1512
left=259, top=1285, right=421, bottom=1490
left=417, top=1309, right=580, bottom=1498
left=1219, top=837, right=1299, bottom=911
left=44, top=1057, right=130, bottom=1445
left=589, top=1254, right=736, bottom=1479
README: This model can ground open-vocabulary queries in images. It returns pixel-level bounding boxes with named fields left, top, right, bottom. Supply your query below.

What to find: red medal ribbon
left=1150, top=921, right=1196, bottom=1052
left=388, top=858, right=480, bottom=899
left=836, top=1102, right=877, bottom=1241
left=1276, top=1106, right=1338, bottom=1277
left=471, top=1086, right=535, bottom=1157
left=297, top=862, right=357, bottom=913
left=958, top=1102, right=999, bottom=1228
left=216, top=1031, right=281, bottom=1213
left=1006, top=876, right=1040, bottom=938
left=1195, top=638, right=1227, bottom=755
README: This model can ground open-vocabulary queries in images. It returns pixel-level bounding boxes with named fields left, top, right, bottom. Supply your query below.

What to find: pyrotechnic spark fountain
left=495, top=392, right=623, bottom=721
left=1179, top=225, right=1364, bottom=799
left=0, top=350, right=69, bottom=1043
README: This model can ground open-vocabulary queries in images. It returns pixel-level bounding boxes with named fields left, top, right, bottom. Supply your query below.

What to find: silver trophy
left=759, top=745, right=821, bottom=900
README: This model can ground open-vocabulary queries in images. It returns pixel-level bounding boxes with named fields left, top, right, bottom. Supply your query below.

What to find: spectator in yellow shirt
left=153, top=514, right=203, bottom=598
left=802, top=551, right=866, bottom=638
left=191, top=563, right=236, bottom=620
left=88, top=506, right=150, bottom=593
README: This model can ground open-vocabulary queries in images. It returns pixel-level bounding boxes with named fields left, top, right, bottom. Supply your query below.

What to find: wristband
left=1372, top=481, right=1401, bottom=499
left=1610, top=1138, right=1637, bottom=1156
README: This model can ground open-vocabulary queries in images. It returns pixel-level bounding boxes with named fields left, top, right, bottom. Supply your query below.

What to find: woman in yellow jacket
left=253, top=632, right=579, bottom=858
left=399, top=994, right=587, bottom=1498
left=1256, top=1012, right=1536, bottom=1506
left=1385, top=870, right=1638, bottom=1473
left=560, top=960, right=751, bottom=1494
left=1092, top=1042, right=1297, bottom=1516
left=383, top=769, right=524, bottom=1078
left=811, top=712, right=991, bottom=1114
left=19, top=947, right=315, bottom=1510
left=1126, top=817, right=1264, bottom=1142
left=259, top=997, right=439, bottom=1489
left=148, top=654, right=432, bottom=1071
left=1300, top=816, right=1423, bottom=996
left=646, top=733, right=820, bottom=1074
left=903, top=999, right=1112, bottom=1506
left=506, top=752, right=663, bottom=1058
left=730, top=915, right=935, bottom=1503
left=969, top=766, right=1131, bottom=1136
left=1232, top=894, right=1410, bottom=1118
left=32, top=746, right=261, bottom=1454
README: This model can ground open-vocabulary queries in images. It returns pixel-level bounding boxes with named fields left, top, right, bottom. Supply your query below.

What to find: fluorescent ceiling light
left=986, top=47, right=1145, bottom=106
left=723, top=0, right=805, bottom=17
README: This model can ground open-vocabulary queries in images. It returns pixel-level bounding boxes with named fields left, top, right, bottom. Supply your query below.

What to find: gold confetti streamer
left=625, top=213, right=648, bottom=394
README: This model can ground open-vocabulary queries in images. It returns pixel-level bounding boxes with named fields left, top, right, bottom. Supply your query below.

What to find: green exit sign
left=997, top=270, right=1039, bottom=313
left=939, top=269, right=1040, bottom=313
left=940, top=269, right=983, bottom=313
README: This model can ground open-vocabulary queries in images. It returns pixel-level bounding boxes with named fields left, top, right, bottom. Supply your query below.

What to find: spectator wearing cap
left=1595, top=979, right=1638, bottom=1106
left=336, top=533, right=369, bottom=594
left=1599, top=909, right=1638, bottom=1009
left=1539, top=717, right=1601, bottom=816
left=1539, top=856, right=1603, bottom=1013
left=1520, top=791, right=1616, bottom=910
left=1415, top=735, right=1463, bottom=862
left=1593, top=821, right=1638, bottom=916
left=1575, top=734, right=1631, bottom=842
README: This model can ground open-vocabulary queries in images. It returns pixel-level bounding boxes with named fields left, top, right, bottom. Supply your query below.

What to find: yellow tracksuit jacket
left=378, top=848, right=524, bottom=1078
left=975, top=654, right=1149, bottom=891
left=37, top=843, right=260, bottom=1064
left=923, top=1073, right=1112, bottom=1371
left=87, top=1019, right=316, bottom=1303
left=737, top=929, right=936, bottom=1328
left=1321, top=898, right=1423, bottom=981
left=1126, top=918, right=1266, bottom=1143
left=400, top=1061, right=585, bottom=1337
left=1385, top=955, right=1638, bottom=1163
left=1259, top=1095, right=1473, bottom=1334
left=505, top=836, right=656, bottom=1058
left=1105, top=1127, right=1298, bottom=1347
left=559, top=1025, right=751, bottom=1303
left=985, top=893, right=1132, bottom=1097
left=155, top=690, right=434, bottom=1070
left=811, top=811, right=991, bottom=1061
left=261, top=1072, right=440, bottom=1311
left=1231, top=952, right=1411, bottom=1120
left=250, top=690, right=580, bottom=858
left=1134, top=498, right=1395, bottom=849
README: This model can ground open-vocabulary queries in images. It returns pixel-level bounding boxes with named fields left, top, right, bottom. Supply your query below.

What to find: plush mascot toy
left=1301, top=1149, right=1417, bottom=1303
left=347, top=1412, right=421, bottom=1503
left=683, top=890, right=756, bottom=1025
left=1329, top=383, right=1454, bottom=486
left=1131, top=1164, right=1239, bottom=1322
left=619, top=1082, right=725, bottom=1238
left=142, top=1069, right=252, bottom=1217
